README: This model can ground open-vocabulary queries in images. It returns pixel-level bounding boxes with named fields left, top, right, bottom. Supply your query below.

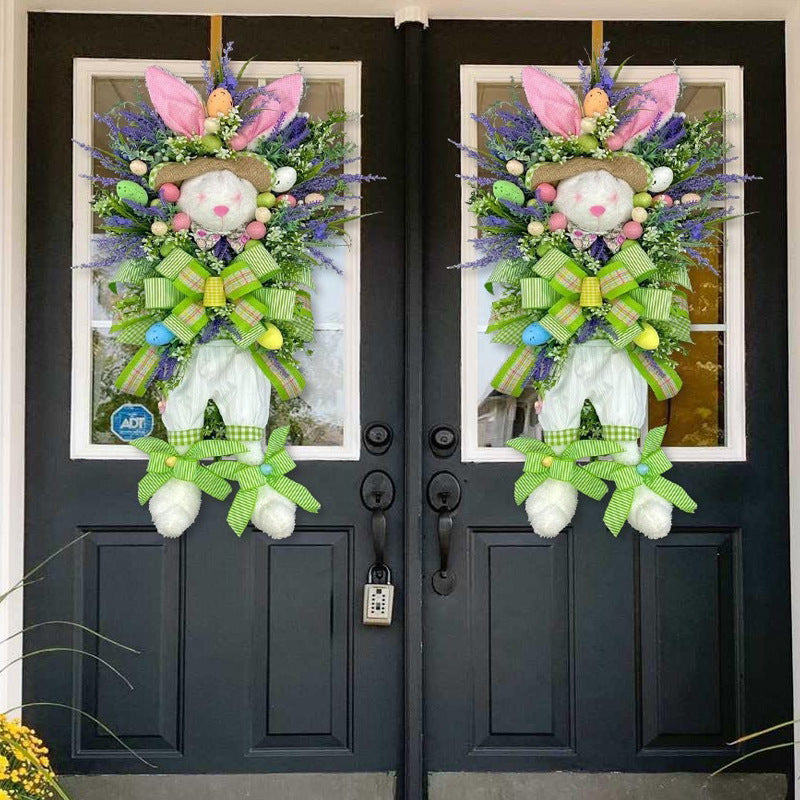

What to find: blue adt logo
left=111, top=403, right=154, bottom=442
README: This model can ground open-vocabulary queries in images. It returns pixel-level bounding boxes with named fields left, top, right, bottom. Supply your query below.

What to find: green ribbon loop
left=131, top=437, right=246, bottom=505
left=585, top=426, right=697, bottom=536
left=208, top=426, right=321, bottom=536
left=506, top=436, right=623, bottom=504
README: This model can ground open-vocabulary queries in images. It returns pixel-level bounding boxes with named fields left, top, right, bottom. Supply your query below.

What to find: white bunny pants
left=161, top=340, right=270, bottom=447
left=539, top=340, right=646, bottom=446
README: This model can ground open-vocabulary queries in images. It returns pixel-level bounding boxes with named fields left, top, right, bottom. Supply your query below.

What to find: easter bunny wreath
left=457, top=46, right=753, bottom=540
left=80, top=46, right=379, bottom=539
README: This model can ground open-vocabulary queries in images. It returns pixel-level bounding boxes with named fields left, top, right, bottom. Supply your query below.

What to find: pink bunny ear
left=522, top=66, right=581, bottom=138
left=145, top=66, right=206, bottom=137
left=606, top=73, right=680, bottom=151
left=230, top=73, right=304, bottom=151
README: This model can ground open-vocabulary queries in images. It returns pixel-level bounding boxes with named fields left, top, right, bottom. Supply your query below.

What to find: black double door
left=26, top=13, right=790, bottom=797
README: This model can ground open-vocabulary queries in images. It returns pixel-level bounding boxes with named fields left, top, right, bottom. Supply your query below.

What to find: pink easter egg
left=171, top=212, right=191, bottom=231
left=245, top=221, right=266, bottom=240
left=277, top=194, right=298, bottom=207
left=160, top=183, right=181, bottom=203
left=605, top=134, right=624, bottom=151
left=548, top=212, right=567, bottom=231
left=535, top=183, right=557, bottom=203
left=653, top=194, right=674, bottom=207
left=622, top=221, right=643, bottom=240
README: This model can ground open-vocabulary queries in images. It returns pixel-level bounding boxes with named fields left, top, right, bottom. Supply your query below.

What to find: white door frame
left=2, top=0, right=799, bottom=776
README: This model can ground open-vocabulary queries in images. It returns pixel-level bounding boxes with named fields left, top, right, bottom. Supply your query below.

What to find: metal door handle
left=361, top=470, right=394, bottom=581
left=427, top=472, right=461, bottom=596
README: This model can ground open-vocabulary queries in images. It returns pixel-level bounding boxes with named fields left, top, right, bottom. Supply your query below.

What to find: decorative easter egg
left=129, top=159, right=147, bottom=176
left=526, top=199, right=538, bottom=207
left=634, top=322, right=660, bottom=350
left=522, top=321, right=553, bottom=346
left=203, top=116, right=221, bottom=134
left=633, top=192, right=653, bottom=208
left=492, top=180, right=525, bottom=206
left=257, top=323, right=284, bottom=350
left=259, top=463, right=274, bottom=476
left=200, top=134, right=222, bottom=153
left=277, top=194, right=298, bottom=207
left=206, top=87, right=234, bottom=117
left=254, top=207, right=272, bottom=224
left=536, top=242, right=554, bottom=256
left=580, top=116, right=597, bottom=133
left=150, top=220, right=169, bottom=236
left=305, top=192, right=325, bottom=204
left=548, top=212, right=567, bottom=231
left=149, top=199, right=162, bottom=207
left=165, top=455, right=178, bottom=468
left=541, top=456, right=554, bottom=468
left=648, top=166, right=674, bottom=193
left=622, top=220, right=643, bottom=240
left=160, top=183, right=181, bottom=203
left=636, top=463, right=650, bottom=476
left=160, top=241, right=176, bottom=256
left=172, top=212, right=191, bottom=231
left=630, top=207, right=648, bottom=224
left=246, top=221, right=266, bottom=240
left=653, top=193, right=674, bottom=207
left=535, top=183, right=557, bottom=203
left=272, top=166, right=298, bottom=193
left=527, top=220, right=545, bottom=236
left=583, top=87, right=610, bottom=116
left=681, top=192, right=701, bottom=205
left=145, top=321, right=176, bottom=346
left=506, top=159, right=524, bottom=176
left=577, top=134, right=599, bottom=153
left=116, top=179, right=148, bottom=206
left=257, top=192, right=277, bottom=208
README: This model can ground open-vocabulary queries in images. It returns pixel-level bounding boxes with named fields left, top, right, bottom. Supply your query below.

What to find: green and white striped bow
left=506, top=437, right=623, bottom=505
left=130, top=437, right=246, bottom=505
left=584, top=426, right=697, bottom=536
left=209, top=426, right=320, bottom=536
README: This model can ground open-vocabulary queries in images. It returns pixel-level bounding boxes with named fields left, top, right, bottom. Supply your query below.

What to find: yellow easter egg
left=634, top=322, right=660, bottom=351
left=257, top=323, right=284, bottom=350
left=206, top=87, right=234, bottom=118
left=583, top=87, right=610, bottom=117
left=165, top=456, right=177, bottom=468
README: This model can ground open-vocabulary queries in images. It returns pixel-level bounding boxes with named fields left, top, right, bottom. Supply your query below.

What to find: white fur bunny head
left=176, top=169, right=258, bottom=233
left=553, top=170, right=634, bottom=234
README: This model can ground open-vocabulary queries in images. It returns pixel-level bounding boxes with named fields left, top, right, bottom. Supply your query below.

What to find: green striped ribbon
left=520, top=277, right=558, bottom=309
left=236, top=242, right=282, bottom=281
left=607, top=242, right=658, bottom=281
left=130, top=437, right=247, bottom=505
left=290, top=291, right=315, bottom=342
left=156, top=247, right=204, bottom=281
left=506, top=436, right=623, bottom=504
left=485, top=259, right=534, bottom=293
left=630, top=287, right=674, bottom=321
left=661, top=263, right=693, bottom=290
left=628, top=349, right=683, bottom=401
left=115, top=345, right=160, bottom=396
left=251, top=350, right=306, bottom=400
left=109, top=259, right=155, bottom=293
left=253, top=287, right=297, bottom=321
left=144, top=277, right=182, bottom=309
left=209, top=426, right=320, bottom=536
left=585, top=426, right=697, bottom=536
left=665, top=290, right=692, bottom=342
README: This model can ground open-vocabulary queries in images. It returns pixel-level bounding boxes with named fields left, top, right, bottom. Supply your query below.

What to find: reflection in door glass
left=474, top=81, right=727, bottom=449
left=88, top=76, right=348, bottom=447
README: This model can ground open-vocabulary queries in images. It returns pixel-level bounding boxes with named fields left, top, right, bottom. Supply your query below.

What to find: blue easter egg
left=145, top=322, right=176, bottom=346
left=636, top=463, right=650, bottom=476
left=259, top=463, right=274, bottom=476
left=521, top=322, right=553, bottom=346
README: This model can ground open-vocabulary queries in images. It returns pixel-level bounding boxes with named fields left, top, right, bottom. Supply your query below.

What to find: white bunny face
left=176, top=170, right=257, bottom=234
left=553, top=170, right=634, bottom=234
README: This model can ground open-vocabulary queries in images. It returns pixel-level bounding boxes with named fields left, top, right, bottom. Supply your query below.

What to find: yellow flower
left=0, top=789, right=12, bottom=800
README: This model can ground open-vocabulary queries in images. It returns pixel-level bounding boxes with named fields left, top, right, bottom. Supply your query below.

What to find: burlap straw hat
left=526, top=154, right=650, bottom=193
left=149, top=153, right=274, bottom=192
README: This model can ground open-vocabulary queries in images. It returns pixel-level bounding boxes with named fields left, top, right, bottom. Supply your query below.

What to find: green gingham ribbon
left=209, top=426, right=320, bottom=536
left=506, top=436, right=623, bottom=504
left=585, top=426, right=697, bottom=535
left=484, top=258, right=534, bottom=293
left=115, top=345, right=160, bottom=396
left=628, top=349, right=683, bottom=401
left=130, top=437, right=246, bottom=505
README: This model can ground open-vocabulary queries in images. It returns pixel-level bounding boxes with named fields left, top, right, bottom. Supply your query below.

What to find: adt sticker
left=111, top=403, right=154, bottom=442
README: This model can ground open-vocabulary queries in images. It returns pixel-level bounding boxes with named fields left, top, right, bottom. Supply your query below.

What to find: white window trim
left=71, top=58, right=362, bottom=461
left=460, top=64, right=746, bottom=463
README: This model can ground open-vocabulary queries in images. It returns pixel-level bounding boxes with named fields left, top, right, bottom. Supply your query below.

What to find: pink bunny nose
left=213, top=205, right=229, bottom=218
left=590, top=205, right=606, bottom=217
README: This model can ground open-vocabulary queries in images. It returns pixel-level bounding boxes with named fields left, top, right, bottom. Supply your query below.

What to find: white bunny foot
left=525, top=478, right=579, bottom=538
left=627, top=485, right=672, bottom=539
left=148, top=478, right=201, bottom=538
left=251, top=484, right=297, bottom=540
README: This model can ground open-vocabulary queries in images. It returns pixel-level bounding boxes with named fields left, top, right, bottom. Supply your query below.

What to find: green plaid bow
left=130, top=437, right=246, bottom=505
left=585, top=425, right=697, bottom=535
left=506, top=437, right=623, bottom=505
left=209, top=426, right=320, bottom=536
